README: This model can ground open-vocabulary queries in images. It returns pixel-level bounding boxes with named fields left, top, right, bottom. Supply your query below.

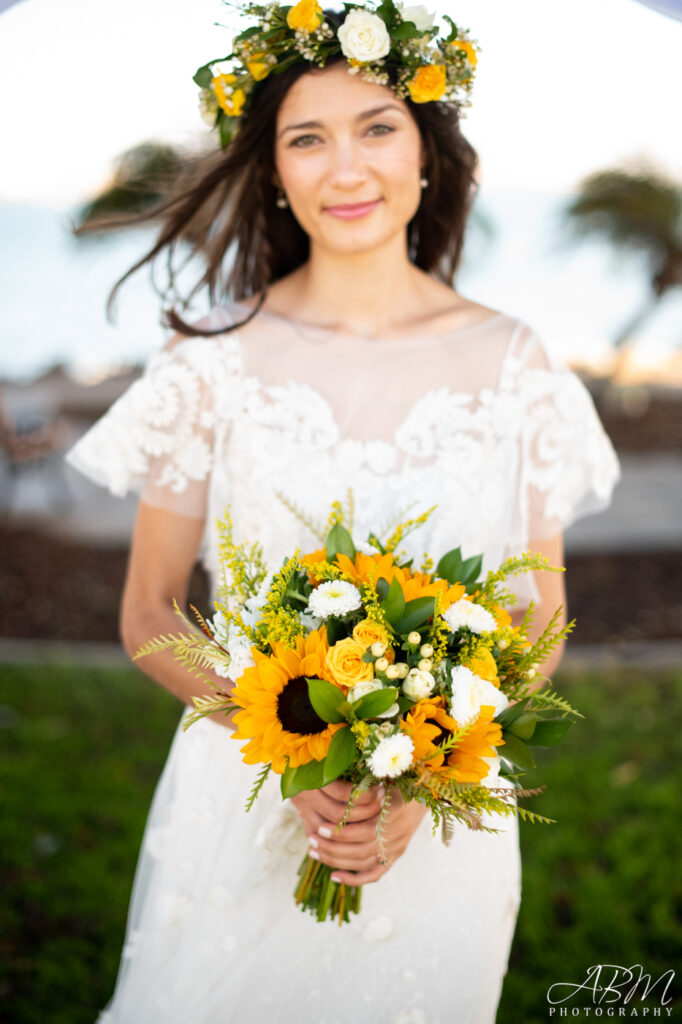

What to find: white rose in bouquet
left=402, top=667, right=436, bottom=700
left=338, top=10, right=391, bottom=62
left=449, top=665, right=509, bottom=725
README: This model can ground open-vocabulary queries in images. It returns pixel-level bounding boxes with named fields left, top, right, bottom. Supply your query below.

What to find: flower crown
left=194, top=0, right=481, bottom=148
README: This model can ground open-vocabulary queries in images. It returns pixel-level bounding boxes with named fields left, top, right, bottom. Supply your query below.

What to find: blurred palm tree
left=72, top=141, right=192, bottom=240
left=560, top=163, right=682, bottom=348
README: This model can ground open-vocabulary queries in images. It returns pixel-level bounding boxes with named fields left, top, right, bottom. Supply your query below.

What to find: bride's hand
left=289, top=778, right=385, bottom=840
left=291, top=780, right=429, bottom=885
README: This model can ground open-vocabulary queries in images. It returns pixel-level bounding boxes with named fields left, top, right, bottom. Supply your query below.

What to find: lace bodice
left=66, top=301, right=620, bottom=604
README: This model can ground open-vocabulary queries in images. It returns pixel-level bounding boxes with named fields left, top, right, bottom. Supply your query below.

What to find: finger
left=314, top=793, right=384, bottom=827
left=329, top=864, right=389, bottom=885
left=308, top=844, right=382, bottom=873
left=321, top=779, right=385, bottom=804
left=314, top=818, right=382, bottom=843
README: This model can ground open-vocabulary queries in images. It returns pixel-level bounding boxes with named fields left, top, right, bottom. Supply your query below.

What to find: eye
left=367, top=123, right=395, bottom=136
left=289, top=133, right=320, bottom=148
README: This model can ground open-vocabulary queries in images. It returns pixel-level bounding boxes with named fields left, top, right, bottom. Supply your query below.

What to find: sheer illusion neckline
left=228, top=300, right=510, bottom=348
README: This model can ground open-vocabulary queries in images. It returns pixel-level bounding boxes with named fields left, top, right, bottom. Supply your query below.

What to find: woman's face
left=273, top=61, right=425, bottom=256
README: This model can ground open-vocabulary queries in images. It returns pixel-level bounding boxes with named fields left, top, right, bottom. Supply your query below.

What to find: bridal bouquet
left=135, top=496, right=577, bottom=925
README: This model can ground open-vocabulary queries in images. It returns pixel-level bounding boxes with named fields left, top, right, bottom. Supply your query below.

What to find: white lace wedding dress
left=66, top=300, right=619, bottom=1024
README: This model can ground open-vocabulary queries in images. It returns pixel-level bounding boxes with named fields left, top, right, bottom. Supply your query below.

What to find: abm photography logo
left=547, top=964, right=676, bottom=1018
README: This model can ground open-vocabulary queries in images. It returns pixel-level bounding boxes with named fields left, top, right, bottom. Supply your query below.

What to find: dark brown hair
left=75, top=8, right=480, bottom=337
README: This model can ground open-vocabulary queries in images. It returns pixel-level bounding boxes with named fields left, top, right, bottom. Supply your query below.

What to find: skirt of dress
left=96, top=711, right=522, bottom=1024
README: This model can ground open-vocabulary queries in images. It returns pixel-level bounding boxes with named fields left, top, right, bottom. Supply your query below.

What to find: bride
left=67, top=4, right=619, bottom=1021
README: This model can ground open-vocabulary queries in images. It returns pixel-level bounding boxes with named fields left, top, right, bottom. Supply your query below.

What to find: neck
left=287, top=234, right=429, bottom=337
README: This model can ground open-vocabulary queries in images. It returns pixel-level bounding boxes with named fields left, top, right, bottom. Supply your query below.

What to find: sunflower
left=400, top=695, right=458, bottom=771
left=230, top=626, right=345, bottom=773
left=335, top=551, right=464, bottom=611
left=443, top=705, right=504, bottom=783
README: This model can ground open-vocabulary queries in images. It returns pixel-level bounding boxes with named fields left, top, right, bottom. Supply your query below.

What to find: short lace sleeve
left=514, top=325, right=621, bottom=540
left=64, top=327, right=241, bottom=519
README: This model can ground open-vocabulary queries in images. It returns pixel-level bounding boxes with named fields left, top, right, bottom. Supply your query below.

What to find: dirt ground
left=1, top=523, right=679, bottom=647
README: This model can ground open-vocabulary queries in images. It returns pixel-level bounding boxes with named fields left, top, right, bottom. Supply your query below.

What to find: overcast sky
left=0, top=0, right=680, bottom=204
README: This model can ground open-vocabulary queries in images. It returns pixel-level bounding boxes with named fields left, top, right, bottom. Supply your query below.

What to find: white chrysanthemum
left=243, top=570, right=275, bottom=615
left=338, top=9, right=391, bottom=62
left=449, top=665, right=509, bottom=726
left=443, top=598, right=497, bottom=635
left=307, top=580, right=362, bottom=618
left=401, top=667, right=435, bottom=700
left=397, top=2, right=435, bottom=31
left=368, top=733, right=414, bottom=778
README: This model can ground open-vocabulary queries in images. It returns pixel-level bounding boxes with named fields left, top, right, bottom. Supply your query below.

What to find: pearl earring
left=276, top=188, right=289, bottom=208
left=420, top=176, right=429, bottom=189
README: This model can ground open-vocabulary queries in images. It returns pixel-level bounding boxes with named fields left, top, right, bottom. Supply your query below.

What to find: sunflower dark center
left=427, top=717, right=451, bottom=749
left=277, top=676, right=328, bottom=735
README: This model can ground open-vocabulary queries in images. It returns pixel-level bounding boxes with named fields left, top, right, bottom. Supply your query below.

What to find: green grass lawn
left=0, top=661, right=680, bottom=1023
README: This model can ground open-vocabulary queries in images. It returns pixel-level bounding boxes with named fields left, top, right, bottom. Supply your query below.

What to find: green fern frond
left=274, top=489, right=326, bottom=542
left=515, top=806, right=556, bottom=826
left=245, top=763, right=272, bottom=811
left=133, top=631, right=198, bottom=661
left=375, top=787, right=393, bottom=863
left=182, top=695, right=239, bottom=730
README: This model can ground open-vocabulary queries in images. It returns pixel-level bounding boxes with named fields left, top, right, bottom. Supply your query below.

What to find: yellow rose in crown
left=286, top=0, right=324, bottom=33
left=246, top=51, right=271, bottom=81
left=212, top=73, right=246, bottom=116
left=452, top=38, right=478, bottom=69
left=326, top=637, right=375, bottom=688
left=408, top=63, right=447, bottom=103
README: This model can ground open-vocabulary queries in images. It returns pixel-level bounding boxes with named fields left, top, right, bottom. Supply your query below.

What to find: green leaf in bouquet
left=495, top=698, right=530, bottom=730
left=500, top=731, right=536, bottom=770
left=525, top=719, right=573, bottom=746
left=436, top=546, right=483, bottom=589
left=322, top=727, right=357, bottom=784
left=353, top=686, right=399, bottom=719
left=376, top=577, right=389, bottom=600
left=326, top=523, right=356, bottom=562
left=392, top=596, right=435, bottom=634
left=307, top=678, right=347, bottom=724
left=506, top=712, right=538, bottom=741
left=381, top=576, right=405, bottom=624
left=324, top=617, right=347, bottom=647
left=397, top=694, right=416, bottom=714
left=367, top=531, right=386, bottom=555
left=280, top=757, right=326, bottom=799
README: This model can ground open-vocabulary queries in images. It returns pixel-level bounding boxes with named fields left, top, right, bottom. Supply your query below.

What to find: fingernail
left=331, top=874, right=342, bottom=883
left=378, top=786, right=386, bottom=799
left=318, top=825, right=332, bottom=838
left=308, top=835, right=318, bottom=849
left=309, top=849, right=320, bottom=860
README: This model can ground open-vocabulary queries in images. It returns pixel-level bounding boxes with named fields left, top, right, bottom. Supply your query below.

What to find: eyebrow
left=278, top=103, right=406, bottom=139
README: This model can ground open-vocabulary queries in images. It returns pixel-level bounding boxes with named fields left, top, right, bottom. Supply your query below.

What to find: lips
left=324, top=199, right=382, bottom=220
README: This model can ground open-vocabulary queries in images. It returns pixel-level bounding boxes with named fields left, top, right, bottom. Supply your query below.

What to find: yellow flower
left=407, top=64, right=447, bottom=103
left=400, top=695, right=458, bottom=772
left=286, top=0, right=323, bottom=32
left=246, top=51, right=270, bottom=81
left=212, top=73, right=246, bottom=117
left=492, top=604, right=512, bottom=629
left=451, top=38, right=478, bottom=69
left=335, top=551, right=464, bottom=612
left=443, top=706, right=504, bottom=783
left=326, top=637, right=374, bottom=689
left=352, top=618, right=390, bottom=650
left=230, top=626, right=344, bottom=773
left=463, top=647, right=499, bottom=686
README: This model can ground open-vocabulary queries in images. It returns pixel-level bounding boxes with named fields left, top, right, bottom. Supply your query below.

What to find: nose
left=326, top=138, right=369, bottom=192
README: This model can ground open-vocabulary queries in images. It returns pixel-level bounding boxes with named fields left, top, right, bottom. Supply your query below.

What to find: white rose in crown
left=397, top=3, right=436, bottom=31
left=338, top=9, right=392, bottom=63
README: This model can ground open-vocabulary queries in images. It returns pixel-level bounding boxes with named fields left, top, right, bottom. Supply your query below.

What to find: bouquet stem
left=294, top=853, right=362, bottom=925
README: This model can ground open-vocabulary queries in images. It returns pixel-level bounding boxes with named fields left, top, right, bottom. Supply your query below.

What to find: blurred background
left=0, top=0, right=680, bottom=1021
